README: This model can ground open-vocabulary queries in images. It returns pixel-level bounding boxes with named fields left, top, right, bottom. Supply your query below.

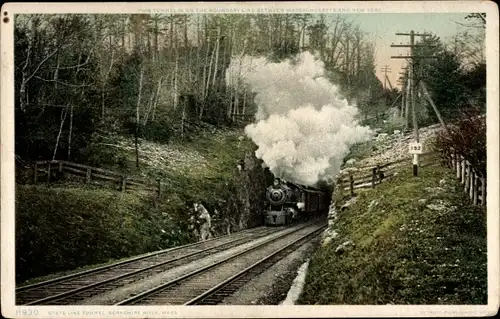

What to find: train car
left=264, top=178, right=330, bottom=226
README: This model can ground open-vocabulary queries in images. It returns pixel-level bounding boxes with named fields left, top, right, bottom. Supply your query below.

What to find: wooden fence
left=337, top=149, right=486, bottom=207
left=442, top=148, right=486, bottom=207
left=33, top=160, right=161, bottom=197
left=337, top=151, right=438, bottom=197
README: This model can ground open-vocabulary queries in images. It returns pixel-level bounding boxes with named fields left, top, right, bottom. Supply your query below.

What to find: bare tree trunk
left=205, top=40, right=216, bottom=97
left=301, top=19, right=306, bottom=49
left=169, top=14, right=174, bottom=57
left=121, top=15, right=126, bottom=62
left=100, top=50, right=114, bottom=119
left=356, top=32, right=361, bottom=77
left=143, top=90, right=155, bottom=126
left=151, top=76, right=162, bottom=122
left=227, top=89, right=233, bottom=120
left=212, top=25, right=221, bottom=90
left=52, top=105, right=70, bottom=161
left=195, top=15, right=201, bottom=87
left=135, top=65, right=144, bottom=168
left=345, top=37, right=350, bottom=85
left=184, top=15, right=188, bottom=48
left=54, top=54, right=60, bottom=90
left=153, top=16, right=159, bottom=61
left=242, top=87, right=247, bottom=116
left=233, top=89, right=239, bottom=122
left=173, top=53, right=179, bottom=110
left=128, top=31, right=132, bottom=51
left=202, top=34, right=211, bottom=99
left=19, top=19, right=34, bottom=112
left=181, top=100, right=186, bottom=138
left=200, top=38, right=216, bottom=119
left=67, top=102, right=74, bottom=160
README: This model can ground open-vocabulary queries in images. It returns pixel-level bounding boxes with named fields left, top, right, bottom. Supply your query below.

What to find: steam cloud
left=226, top=52, right=371, bottom=186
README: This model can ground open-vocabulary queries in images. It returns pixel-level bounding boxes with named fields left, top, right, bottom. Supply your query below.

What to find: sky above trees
left=335, top=13, right=483, bottom=87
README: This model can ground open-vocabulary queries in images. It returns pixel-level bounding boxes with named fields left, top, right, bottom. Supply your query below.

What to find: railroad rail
left=116, top=221, right=325, bottom=305
left=16, top=226, right=282, bottom=305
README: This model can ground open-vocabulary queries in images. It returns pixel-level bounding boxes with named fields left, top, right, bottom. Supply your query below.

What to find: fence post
left=349, top=174, right=354, bottom=197
left=456, top=153, right=460, bottom=179
left=461, top=157, right=465, bottom=184
left=47, top=162, right=51, bottom=184
left=473, top=175, right=479, bottom=205
left=157, top=178, right=161, bottom=198
left=442, top=150, right=449, bottom=167
left=376, top=165, right=381, bottom=184
left=480, top=177, right=486, bottom=206
left=33, top=162, right=38, bottom=184
left=372, top=167, right=376, bottom=188
left=450, top=148, right=455, bottom=167
left=337, top=177, right=343, bottom=196
left=86, top=167, right=91, bottom=184
left=464, top=162, right=470, bottom=193
left=58, top=161, right=63, bottom=173
left=469, top=170, right=475, bottom=200
left=121, top=175, right=127, bottom=191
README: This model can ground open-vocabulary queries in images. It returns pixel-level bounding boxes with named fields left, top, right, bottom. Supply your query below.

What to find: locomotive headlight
left=297, top=202, right=305, bottom=210
left=267, top=187, right=286, bottom=205
left=270, top=189, right=284, bottom=202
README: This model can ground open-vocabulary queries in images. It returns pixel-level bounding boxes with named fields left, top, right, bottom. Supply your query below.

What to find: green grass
left=16, top=183, right=192, bottom=284
left=299, top=158, right=487, bottom=305
left=16, top=128, right=269, bottom=284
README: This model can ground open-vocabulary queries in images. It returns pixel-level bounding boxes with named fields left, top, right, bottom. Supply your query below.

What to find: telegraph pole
left=398, top=66, right=409, bottom=121
left=397, top=76, right=405, bottom=118
left=380, top=65, right=392, bottom=90
left=391, top=30, right=433, bottom=176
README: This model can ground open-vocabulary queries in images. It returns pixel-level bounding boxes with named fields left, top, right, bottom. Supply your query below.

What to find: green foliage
left=434, top=108, right=486, bottom=177
left=299, top=160, right=486, bottom=305
left=14, top=14, right=388, bottom=164
left=411, top=33, right=486, bottom=124
left=15, top=184, right=191, bottom=283
left=139, top=121, right=174, bottom=144
left=15, top=15, right=103, bottom=162
left=15, top=127, right=272, bottom=283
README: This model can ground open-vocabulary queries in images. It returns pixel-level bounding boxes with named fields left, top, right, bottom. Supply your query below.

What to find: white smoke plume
left=226, top=52, right=372, bottom=186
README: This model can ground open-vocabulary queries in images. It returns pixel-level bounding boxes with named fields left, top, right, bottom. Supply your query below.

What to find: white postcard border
left=1, top=1, right=499, bottom=318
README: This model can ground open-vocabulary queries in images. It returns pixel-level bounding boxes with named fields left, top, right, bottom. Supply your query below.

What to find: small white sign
left=409, top=142, right=423, bottom=154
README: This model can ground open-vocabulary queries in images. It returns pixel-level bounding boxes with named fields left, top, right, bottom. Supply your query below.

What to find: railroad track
left=117, top=221, right=325, bottom=305
left=16, top=225, right=284, bottom=305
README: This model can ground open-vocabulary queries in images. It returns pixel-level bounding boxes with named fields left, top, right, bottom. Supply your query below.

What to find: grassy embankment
left=299, top=154, right=487, bottom=304
left=16, top=128, right=260, bottom=284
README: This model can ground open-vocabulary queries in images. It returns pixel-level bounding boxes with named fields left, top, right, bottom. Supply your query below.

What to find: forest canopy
left=14, top=13, right=485, bottom=167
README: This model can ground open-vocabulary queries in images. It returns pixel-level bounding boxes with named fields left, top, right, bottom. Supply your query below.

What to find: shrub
left=434, top=107, right=485, bottom=177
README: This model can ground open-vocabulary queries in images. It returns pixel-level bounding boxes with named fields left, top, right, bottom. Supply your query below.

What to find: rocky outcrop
left=204, top=148, right=272, bottom=238
left=340, top=124, right=442, bottom=176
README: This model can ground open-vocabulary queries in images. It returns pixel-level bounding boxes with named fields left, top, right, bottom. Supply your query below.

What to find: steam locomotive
left=265, top=178, right=330, bottom=226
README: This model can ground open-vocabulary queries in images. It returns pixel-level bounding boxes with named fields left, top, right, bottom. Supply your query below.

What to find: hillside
left=16, top=127, right=272, bottom=283
left=298, top=127, right=487, bottom=304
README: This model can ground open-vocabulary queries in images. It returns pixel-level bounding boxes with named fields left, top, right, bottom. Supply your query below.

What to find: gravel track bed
left=16, top=226, right=277, bottom=305
left=78, top=224, right=311, bottom=305
left=125, top=224, right=322, bottom=305
left=220, top=235, right=321, bottom=305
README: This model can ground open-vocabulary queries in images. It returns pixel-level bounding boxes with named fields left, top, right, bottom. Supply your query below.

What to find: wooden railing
left=32, top=160, right=161, bottom=197
left=337, top=151, right=438, bottom=197
left=442, top=148, right=486, bottom=207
